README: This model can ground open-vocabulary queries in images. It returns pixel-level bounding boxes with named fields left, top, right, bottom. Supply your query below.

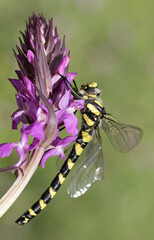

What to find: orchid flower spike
left=0, top=13, right=84, bottom=217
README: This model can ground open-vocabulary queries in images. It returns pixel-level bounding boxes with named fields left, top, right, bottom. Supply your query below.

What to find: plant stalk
left=0, top=146, right=45, bottom=218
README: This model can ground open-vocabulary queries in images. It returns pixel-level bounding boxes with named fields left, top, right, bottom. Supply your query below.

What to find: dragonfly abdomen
left=15, top=128, right=94, bottom=226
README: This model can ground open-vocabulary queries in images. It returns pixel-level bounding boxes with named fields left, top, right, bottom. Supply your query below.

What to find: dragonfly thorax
left=79, top=82, right=101, bottom=99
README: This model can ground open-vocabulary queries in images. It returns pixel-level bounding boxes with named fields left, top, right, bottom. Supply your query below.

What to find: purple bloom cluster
left=0, top=13, right=84, bottom=173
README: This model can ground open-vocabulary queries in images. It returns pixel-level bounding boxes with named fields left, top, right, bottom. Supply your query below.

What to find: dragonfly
left=16, top=75, right=142, bottom=226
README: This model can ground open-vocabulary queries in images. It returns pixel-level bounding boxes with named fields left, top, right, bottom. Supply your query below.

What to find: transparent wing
left=102, top=114, right=142, bottom=152
left=67, top=128, right=104, bottom=198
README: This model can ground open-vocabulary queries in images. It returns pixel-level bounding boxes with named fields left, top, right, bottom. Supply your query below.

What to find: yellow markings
left=83, top=113, right=94, bottom=126
left=86, top=93, right=97, bottom=98
left=83, top=95, right=88, bottom=99
left=49, top=187, right=56, bottom=198
left=94, top=100, right=103, bottom=108
left=82, top=131, right=92, bottom=143
left=59, top=173, right=65, bottom=184
left=88, top=82, right=98, bottom=88
left=86, top=128, right=92, bottom=132
left=39, top=199, right=47, bottom=210
left=75, top=142, right=83, bottom=156
left=28, top=208, right=37, bottom=216
left=23, top=217, right=29, bottom=223
left=67, top=158, right=74, bottom=170
left=87, top=103, right=100, bottom=116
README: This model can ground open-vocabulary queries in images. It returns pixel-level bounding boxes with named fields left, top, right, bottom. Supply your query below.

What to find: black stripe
left=60, top=161, right=70, bottom=178
left=25, top=211, right=35, bottom=220
left=76, top=139, right=86, bottom=148
left=41, top=188, right=51, bottom=204
left=90, top=99, right=104, bottom=112
left=50, top=174, right=61, bottom=191
left=68, top=145, right=78, bottom=163
left=32, top=201, right=42, bottom=214
left=83, top=110, right=98, bottom=122
left=81, top=123, right=92, bottom=132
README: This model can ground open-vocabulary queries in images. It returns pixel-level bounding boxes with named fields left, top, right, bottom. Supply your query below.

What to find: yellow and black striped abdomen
left=16, top=128, right=93, bottom=226
left=16, top=98, right=104, bottom=227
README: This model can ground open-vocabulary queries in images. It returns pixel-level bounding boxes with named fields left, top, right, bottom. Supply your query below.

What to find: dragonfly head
left=79, top=82, right=101, bottom=99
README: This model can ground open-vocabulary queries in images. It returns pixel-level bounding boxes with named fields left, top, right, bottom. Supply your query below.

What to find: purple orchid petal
left=0, top=143, right=16, bottom=158
left=64, top=114, right=79, bottom=136
left=23, top=76, right=36, bottom=98
left=55, top=109, right=65, bottom=124
left=15, top=70, right=23, bottom=79
left=0, top=131, right=30, bottom=172
left=57, top=135, right=77, bottom=148
left=59, top=89, right=71, bottom=109
left=29, top=138, right=40, bottom=151
left=66, top=72, right=77, bottom=83
left=41, top=135, right=76, bottom=168
left=51, top=74, right=61, bottom=87
left=20, top=130, right=29, bottom=145
left=22, top=122, right=45, bottom=140
left=9, top=79, right=24, bottom=92
left=41, top=148, right=61, bottom=168
left=57, top=56, right=71, bottom=75
left=27, top=50, right=35, bottom=65
left=70, top=99, right=85, bottom=110
left=11, top=109, right=25, bottom=129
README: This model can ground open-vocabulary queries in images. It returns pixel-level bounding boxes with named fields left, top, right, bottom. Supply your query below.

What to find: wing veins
left=67, top=128, right=104, bottom=198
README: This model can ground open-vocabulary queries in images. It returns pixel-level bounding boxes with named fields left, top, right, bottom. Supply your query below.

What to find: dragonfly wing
left=67, top=128, right=104, bottom=198
left=102, top=114, right=142, bottom=152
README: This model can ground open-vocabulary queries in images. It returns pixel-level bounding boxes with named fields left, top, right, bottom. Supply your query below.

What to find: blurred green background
left=0, top=0, right=153, bottom=239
